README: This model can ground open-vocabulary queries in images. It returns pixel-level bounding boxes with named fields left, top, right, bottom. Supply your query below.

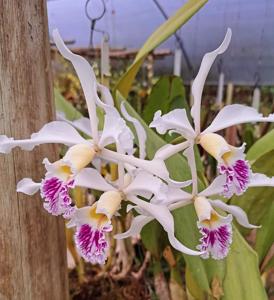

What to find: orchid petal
left=66, top=206, right=93, bottom=228
left=75, top=168, right=115, bottom=192
left=96, top=96, right=134, bottom=155
left=164, top=187, right=192, bottom=205
left=100, top=148, right=190, bottom=188
left=52, top=29, right=99, bottom=142
left=0, top=121, right=86, bottom=154
left=150, top=109, right=195, bottom=139
left=16, top=178, right=41, bottom=195
left=97, top=83, right=114, bottom=106
left=191, top=28, right=232, bottom=133
left=183, top=144, right=198, bottom=194
left=203, top=104, right=274, bottom=134
left=129, top=196, right=202, bottom=255
left=115, top=215, right=153, bottom=239
left=210, top=200, right=259, bottom=229
left=57, top=111, right=92, bottom=137
left=248, top=173, right=274, bottom=187
left=99, top=110, right=134, bottom=155
left=123, top=171, right=168, bottom=201
left=199, top=175, right=226, bottom=197
left=121, top=102, right=147, bottom=159
left=154, top=141, right=189, bottom=160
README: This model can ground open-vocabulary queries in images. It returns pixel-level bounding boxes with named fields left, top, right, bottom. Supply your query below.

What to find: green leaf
left=231, top=149, right=274, bottom=261
left=231, top=129, right=274, bottom=267
left=222, top=230, right=267, bottom=300
left=143, top=76, right=188, bottom=124
left=246, top=128, right=274, bottom=163
left=115, top=0, right=208, bottom=98
left=54, top=88, right=82, bottom=120
left=142, top=220, right=168, bottom=259
left=255, top=201, right=274, bottom=265
left=54, top=88, right=104, bottom=129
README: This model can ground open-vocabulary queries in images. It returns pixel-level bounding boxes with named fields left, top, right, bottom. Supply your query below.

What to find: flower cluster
left=1, top=28, right=274, bottom=263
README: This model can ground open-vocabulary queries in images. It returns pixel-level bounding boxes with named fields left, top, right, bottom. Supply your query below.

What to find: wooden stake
left=225, top=82, right=234, bottom=105
left=0, top=1, right=68, bottom=299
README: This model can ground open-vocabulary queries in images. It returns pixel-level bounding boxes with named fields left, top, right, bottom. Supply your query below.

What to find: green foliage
left=115, top=0, right=208, bottom=98
left=223, top=230, right=267, bottom=300
left=231, top=128, right=274, bottom=266
left=55, top=89, right=82, bottom=120
left=143, top=76, right=188, bottom=124
left=246, top=127, right=274, bottom=163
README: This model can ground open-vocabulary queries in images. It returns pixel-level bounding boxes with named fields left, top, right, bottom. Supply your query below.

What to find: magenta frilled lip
left=75, top=223, right=112, bottom=265
left=41, top=176, right=75, bottom=218
left=219, top=159, right=250, bottom=198
left=197, top=222, right=232, bottom=260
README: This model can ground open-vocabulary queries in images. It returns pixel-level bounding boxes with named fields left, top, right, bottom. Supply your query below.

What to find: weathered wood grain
left=0, top=1, right=69, bottom=299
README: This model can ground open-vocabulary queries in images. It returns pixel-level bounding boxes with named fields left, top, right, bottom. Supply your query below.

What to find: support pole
left=0, top=1, right=69, bottom=299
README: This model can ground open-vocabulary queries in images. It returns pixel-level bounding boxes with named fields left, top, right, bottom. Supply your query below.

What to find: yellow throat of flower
left=63, top=143, right=97, bottom=171
left=199, top=133, right=231, bottom=163
left=96, top=190, right=124, bottom=220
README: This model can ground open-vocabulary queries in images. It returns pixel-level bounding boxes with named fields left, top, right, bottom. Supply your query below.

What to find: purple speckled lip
left=41, top=177, right=75, bottom=218
left=219, top=159, right=250, bottom=198
left=75, top=223, right=113, bottom=265
left=198, top=223, right=232, bottom=260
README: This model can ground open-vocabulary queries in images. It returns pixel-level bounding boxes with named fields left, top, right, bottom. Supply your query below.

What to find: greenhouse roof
left=47, top=0, right=274, bottom=85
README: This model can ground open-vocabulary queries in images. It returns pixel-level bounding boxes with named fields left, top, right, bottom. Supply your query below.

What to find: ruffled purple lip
left=41, top=176, right=75, bottom=218
left=219, top=159, right=250, bottom=198
left=75, top=223, right=112, bottom=265
left=197, top=223, right=232, bottom=260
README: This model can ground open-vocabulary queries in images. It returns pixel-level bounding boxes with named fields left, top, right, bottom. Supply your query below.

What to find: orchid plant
left=1, top=28, right=274, bottom=264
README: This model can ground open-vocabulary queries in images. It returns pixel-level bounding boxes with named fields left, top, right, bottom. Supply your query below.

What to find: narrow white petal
left=57, top=111, right=92, bottom=137
left=97, top=83, right=114, bottom=106
left=123, top=171, right=168, bottom=201
left=0, top=121, right=86, bottom=154
left=164, top=187, right=192, bottom=205
left=149, top=109, right=195, bottom=139
left=203, top=104, right=274, bottom=134
left=16, top=178, right=41, bottom=195
left=191, top=28, right=232, bottom=133
left=183, top=144, right=198, bottom=194
left=248, top=173, right=274, bottom=187
left=120, top=102, right=147, bottom=159
left=52, top=29, right=99, bottom=142
left=210, top=199, right=259, bottom=229
left=100, top=148, right=190, bottom=187
left=129, top=196, right=202, bottom=255
left=74, top=168, right=115, bottom=191
left=115, top=215, right=153, bottom=239
left=199, top=175, right=226, bottom=197
left=96, top=96, right=134, bottom=155
left=154, top=141, right=189, bottom=160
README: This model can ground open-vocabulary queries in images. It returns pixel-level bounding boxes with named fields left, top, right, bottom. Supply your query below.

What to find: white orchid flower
left=117, top=174, right=262, bottom=260
left=150, top=28, right=274, bottom=198
left=50, top=163, right=198, bottom=264
left=0, top=30, right=191, bottom=217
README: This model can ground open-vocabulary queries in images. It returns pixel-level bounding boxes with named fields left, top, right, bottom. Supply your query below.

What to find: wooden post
left=0, top=1, right=69, bottom=299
